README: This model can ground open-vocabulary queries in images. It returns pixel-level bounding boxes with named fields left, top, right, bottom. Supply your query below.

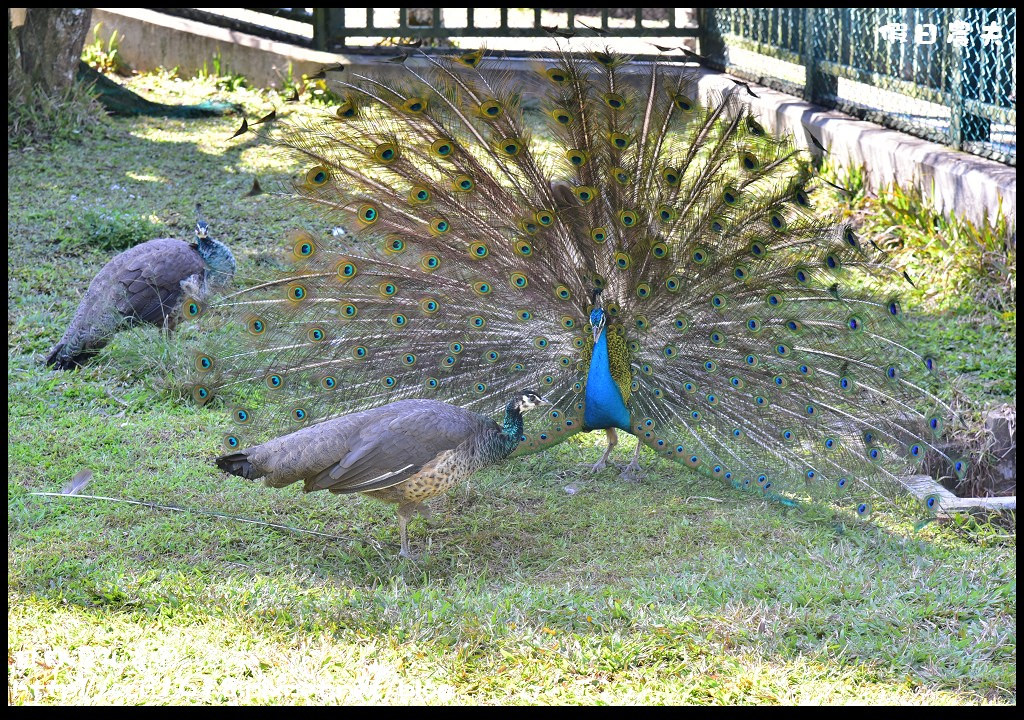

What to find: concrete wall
left=87, top=8, right=1016, bottom=232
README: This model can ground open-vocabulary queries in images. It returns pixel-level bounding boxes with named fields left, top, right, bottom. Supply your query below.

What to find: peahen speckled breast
left=190, top=48, right=966, bottom=518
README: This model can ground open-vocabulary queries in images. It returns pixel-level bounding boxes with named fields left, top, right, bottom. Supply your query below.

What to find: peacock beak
left=539, top=395, right=552, bottom=405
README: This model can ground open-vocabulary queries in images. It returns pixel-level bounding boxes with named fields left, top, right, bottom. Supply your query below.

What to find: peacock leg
left=590, top=428, right=618, bottom=472
left=396, top=502, right=418, bottom=558
left=620, top=441, right=644, bottom=482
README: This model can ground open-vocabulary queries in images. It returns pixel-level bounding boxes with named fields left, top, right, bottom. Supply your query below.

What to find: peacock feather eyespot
left=846, top=315, right=864, bottom=332
left=635, top=315, right=650, bottom=331
left=703, top=360, right=718, bottom=373
left=839, top=376, right=855, bottom=393
left=614, top=252, right=632, bottom=269
left=454, top=48, right=484, bottom=67
left=592, top=274, right=607, bottom=291
left=402, top=96, right=428, bottom=114
left=843, top=227, right=859, bottom=249
left=856, top=502, right=872, bottom=519
left=688, top=455, right=701, bottom=468
left=382, top=376, right=397, bottom=389
left=765, top=293, right=784, bottom=307
left=352, top=345, right=369, bottom=359
left=711, top=294, right=727, bottom=310
left=442, top=354, right=457, bottom=368
left=498, top=138, right=522, bottom=157
left=794, top=188, right=811, bottom=207
left=923, top=494, right=940, bottom=513
left=192, top=385, right=211, bottom=404
left=754, top=395, right=769, bottom=407
left=391, top=313, right=408, bottom=327
left=923, top=356, right=938, bottom=373
left=591, top=227, right=607, bottom=244
left=824, top=253, right=842, bottom=271
left=545, top=67, right=568, bottom=83
left=609, top=132, right=632, bottom=150
left=449, top=342, right=464, bottom=354
left=887, top=298, right=903, bottom=319
left=425, top=377, right=439, bottom=389
left=521, top=219, right=540, bottom=235
left=386, top=238, right=406, bottom=254
left=641, top=363, right=653, bottom=376
left=773, top=375, right=788, bottom=388
left=511, top=363, right=526, bottom=372
left=793, top=267, right=810, bottom=285
left=740, top=152, right=759, bottom=171
left=745, top=354, right=759, bottom=367
left=733, top=265, right=750, bottom=281
left=542, top=375, right=555, bottom=386
left=663, top=345, right=678, bottom=359
left=373, top=142, right=399, bottom=163
left=233, top=408, right=252, bottom=425
left=651, top=241, right=669, bottom=259
left=429, top=217, right=450, bottom=235
left=661, top=167, right=680, bottom=186
left=746, top=317, right=762, bottom=333
left=560, top=316, right=576, bottom=329
left=320, top=375, right=337, bottom=390
left=613, top=167, right=630, bottom=185
left=732, top=428, right=743, bottom=437
left=658, top=205, right=677, bottom=223
left=307, top=327, right=326, bottom=342
left=550, top=107, right=573, bottom=125
left=378, top=281, right=398, bottom=297
left=749, top=241, right=767, bottom=257
left=798, top=363, right=812, bottom=376
left=684, top=382, right=697, bottom=394
left=928, top=415, right=944, bottom=436
left=340, top=302, right=359, bottom=319
left=484, top=349, right=500, bottom=363
left=469, top=242, right=489, bottom=259
left=775, top=343, right=791, bottom=357
left=420, top=254, right=441, bottom=272
left=691, top=247, right=709, bottom=265
left=408, top=186, right=431, bottom=204
left=430, top=138, right=455, bottom=157
left=534, top=337, right=549, bottom=349
left=666, top=276, right=681, bottom=293
left=182, top=297, right=204, bottom=319
left=723, top=186, right=740, bottom=205
left=479, top=99, right=503, bottom=118
left=602, top=92, right=626, bottom=110
left=672, top=93, right=694, bottom=113
left=305, top=166, right=330, bottom=187
left=535, top=210, right=555, bottom=226
left=745, top=115, right=765, bottom=136
left=508, top=272, right=529, bottom=289
left=335, top=99, right=356, bottom=118
left=673, top=316, right=688, bottom=331
left=635, top=282, right=652, bottom=299
left=782, top=428, right=795, bottom=441
left=710, top=331, right=725, bottom=345
left=954, top=458, right=968, bottom=479
left=292, top=235, right=316, bottom=259
left=265, top=373, right=284, bottom=390
left=710, top=219, right=725, bottom=234
left=224, top=434, right=240, bottom=450
left=247, top=316, right=267, bottom=335
left=769, top=210, right=786, bottom=231
left=574, top=186, right=597, bottom=204
left=867, top=447, right=882, bottom=462
left=554, top=284, right=571, bottom=300
left=885, top=365, right=900, bottom=382
left=517, top=309, right=533, bottom=321
left=453, top=175, right=475, bottom=192
left=730, top=376, right=744, bottom=388
left=286, top=284, right=308, bottom=302
left=356, top=204, right=379, bottom=226
left=907, top=442, right=923, bottom=459
left=194, top=354, right=214, bottom=372
left=468, top=315, right=486, bottom=328
left=566, top=148, right=589, bottom=166
left=573, top=337, right=585, bottom=349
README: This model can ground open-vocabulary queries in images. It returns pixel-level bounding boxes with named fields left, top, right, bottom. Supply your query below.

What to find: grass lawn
left=7, top=69, right=1016, bottom=705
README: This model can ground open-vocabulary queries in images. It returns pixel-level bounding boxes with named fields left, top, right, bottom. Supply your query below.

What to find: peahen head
left=194, top=216, right=236, bottom=286
left=513, top=390, right=549, bottom=413
left=500, top=391, right=549, bottom=445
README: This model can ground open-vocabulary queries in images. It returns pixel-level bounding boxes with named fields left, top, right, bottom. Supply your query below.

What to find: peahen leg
left=620, top=441, right=644, bottom=482
left=590, top=428, right=619, bottom=473
left=396, top=502, right=418, bottom=559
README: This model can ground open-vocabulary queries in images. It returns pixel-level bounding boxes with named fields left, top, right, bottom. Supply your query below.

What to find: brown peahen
left=216, top=390, right=549, bottom=557
left=191, top=47, right=965, bottom=522
left=47, top=206, right=235, bottom=370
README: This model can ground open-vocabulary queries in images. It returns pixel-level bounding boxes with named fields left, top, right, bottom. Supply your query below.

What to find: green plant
left=7, top=78, right=108, bottom=149
left=81, top=22, right=130, bottom=75
left=59, top=209, right=166, bottom=252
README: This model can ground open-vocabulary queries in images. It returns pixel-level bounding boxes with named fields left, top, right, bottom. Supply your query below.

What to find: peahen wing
left=191, top=47, right=964, bottom=517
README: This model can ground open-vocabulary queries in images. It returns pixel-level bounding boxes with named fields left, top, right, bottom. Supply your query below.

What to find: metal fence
left=154, top=8, right=1016, bottom=166
left=702, top=8, right=1016, bottom=166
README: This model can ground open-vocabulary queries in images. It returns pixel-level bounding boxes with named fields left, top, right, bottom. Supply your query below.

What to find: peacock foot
left=618, top=460, right=645, bottom=483
left=589, top=459, right=609, bottom=473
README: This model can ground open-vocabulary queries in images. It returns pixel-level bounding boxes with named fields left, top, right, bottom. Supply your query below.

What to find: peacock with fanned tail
left=190, top=47, right=966, bottom=520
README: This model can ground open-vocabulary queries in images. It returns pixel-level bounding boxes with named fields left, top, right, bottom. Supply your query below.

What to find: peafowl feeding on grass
left=216, top=391, right=549, bottom=558
left=47, top=206, right=235, bottom=370
left=192, top=48, right=964, bottom=522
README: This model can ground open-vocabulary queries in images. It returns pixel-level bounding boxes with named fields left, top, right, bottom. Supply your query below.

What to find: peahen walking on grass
left=216, top=391, right=549, bottom=557
left=191, top=48, right=964, bottom=520
left=47, top=205, right=236, bottom=370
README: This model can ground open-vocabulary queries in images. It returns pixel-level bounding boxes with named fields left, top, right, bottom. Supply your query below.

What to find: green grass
left=8, top=70, right=1016, bottom=705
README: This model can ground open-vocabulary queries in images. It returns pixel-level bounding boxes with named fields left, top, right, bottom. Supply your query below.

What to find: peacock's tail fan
left=188, top=46, right=965, bottom=517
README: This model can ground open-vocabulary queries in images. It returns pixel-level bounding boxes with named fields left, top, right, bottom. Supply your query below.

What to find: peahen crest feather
left=192, top=48, right=965, bottom=518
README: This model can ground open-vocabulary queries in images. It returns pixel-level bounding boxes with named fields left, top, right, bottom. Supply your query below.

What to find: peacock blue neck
left=198, top=237, right=236, bottom=285
left=584, top=328, right=632, bottom=432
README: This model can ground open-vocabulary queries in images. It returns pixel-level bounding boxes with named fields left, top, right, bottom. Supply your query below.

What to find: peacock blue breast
left=583, top=329, right=632, bottom=432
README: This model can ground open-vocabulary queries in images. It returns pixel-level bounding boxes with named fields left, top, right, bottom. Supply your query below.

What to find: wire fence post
left=697, top=8, right=727, bottom=69
left=802, top=8, right=838, bottom=104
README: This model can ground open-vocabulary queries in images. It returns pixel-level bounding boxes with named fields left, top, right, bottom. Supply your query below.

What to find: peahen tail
left=190, top=47, right=966, bottom=518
